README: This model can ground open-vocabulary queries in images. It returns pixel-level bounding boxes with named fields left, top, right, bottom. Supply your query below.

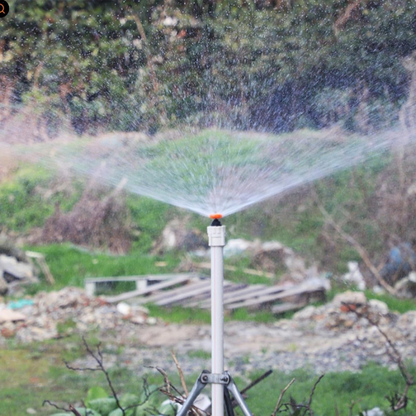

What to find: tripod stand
left=177, top=217, right=253, bottom=416
left=177, top=370, right=252, bottom=416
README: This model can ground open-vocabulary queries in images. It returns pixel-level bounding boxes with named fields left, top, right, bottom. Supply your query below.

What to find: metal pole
left=207, top=219, right=226, bottom=416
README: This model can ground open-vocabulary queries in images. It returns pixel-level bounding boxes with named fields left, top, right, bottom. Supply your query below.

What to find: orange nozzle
left=209, top=213, right=223, bottom=219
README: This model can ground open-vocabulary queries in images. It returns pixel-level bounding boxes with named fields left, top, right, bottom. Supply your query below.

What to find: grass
left=22, top=244, right=180, bottom=293
left=2, top=336, right=416, bottom=416
left=246, top=363, right=416, bottom=415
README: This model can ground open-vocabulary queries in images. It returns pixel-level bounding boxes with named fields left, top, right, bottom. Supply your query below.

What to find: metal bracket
left=201, top=372, right=230, bottom=385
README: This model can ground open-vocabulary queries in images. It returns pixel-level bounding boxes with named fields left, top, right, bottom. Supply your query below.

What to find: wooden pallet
left=92, top=273, right=327, bottom=312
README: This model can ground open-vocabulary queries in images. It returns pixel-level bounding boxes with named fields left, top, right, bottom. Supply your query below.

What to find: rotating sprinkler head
left=209, top=213, right=223, bottom=227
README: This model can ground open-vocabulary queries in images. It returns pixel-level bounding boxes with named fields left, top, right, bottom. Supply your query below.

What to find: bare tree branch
left=271, top=378, right=296, bottom=416
left=344, top=303, right=414, bottom=411
left=171, top=350, right=189, bottom=396
left=314, top=194, right=397, bottom=295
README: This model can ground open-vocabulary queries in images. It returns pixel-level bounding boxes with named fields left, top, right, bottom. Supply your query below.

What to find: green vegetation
left=246, top=363, right=416, bottom=415
left=1, top=1, right=415, bottom=135
left=1, top=338, right=416, bottom=415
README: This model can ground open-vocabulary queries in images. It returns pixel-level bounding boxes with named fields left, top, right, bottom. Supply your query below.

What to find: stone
left=117, top=302, right=131, bottom=316
left=0, top=254, right=36, bottom=281
left=368, top=299, right=389, bottom=315
left=333, top=291, right=367, bottom=308
left=293, top=305, right=316, bottom=320
left=363, top=407, right=384, bottom=416
left=130, top=315, right=145, bottom=325
left=0, top=276, right=7, bottom=295
left=26, top=408, right=37, bottom=414
left=0, top=309, right=26, bottom=323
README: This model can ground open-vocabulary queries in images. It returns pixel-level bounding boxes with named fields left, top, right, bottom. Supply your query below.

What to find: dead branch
left=303, top=374, right=325, bottom=416
left=348, top=399, right=361, bottom=416
left=344, top=304, right=414, bottom=411
left=315, top=197, right=397, bottom=296
left=171, top=350, right=189, bottom=396
left=271, top=378, right=296, bottom=416
left=43, top=401, right=82, bottom=416
left=80, top=337, right=125, bottom=415
left=241, top=369, right=273, bottom=395
left=333, top=0, right=362, bottom=36
left=280, top=374, right=324, bottom=416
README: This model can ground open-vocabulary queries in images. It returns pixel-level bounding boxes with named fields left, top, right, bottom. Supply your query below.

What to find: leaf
left=108, top=409, right=123, bottom=416
left=88, top=398, right=118, bottom=415
left=86, top=386, right=108, bottom=407
left=74, top=409, right=102, bottom=416
left=158, top=401, right=178, bottom=416
left=135, top=402, right=155, bottom=416
left=120, top=393, right=140, bottom=408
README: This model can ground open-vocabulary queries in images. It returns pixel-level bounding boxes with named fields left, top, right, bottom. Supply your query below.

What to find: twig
left=271, top=378, right=295, bottom=416
left=348, top=399, right=361, bottom=416
left=315, top=196, right=396, bottom=295
left=241, top=369, right=273, bottom=395
left=43, top=401, right=83, bottom=416
left=344, top=303, right=413, bottom=411
left=304, top=374, right=324, bottom=416
left=171, top=350, right=189, bottom=396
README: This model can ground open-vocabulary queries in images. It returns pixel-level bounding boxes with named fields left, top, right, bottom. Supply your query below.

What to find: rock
left=1, top=324, right=16, bottom=338
left=293, top=305, right=317, bottom=320
left=342, top=261, right=366, bottom=290
left=368, top=299, right=389, bottom=315
left=0, top=309, right=26, bottom=323
left=117, top=302, right=131, bottom=316
left=363, top=407, right=383, bottom=416
left=0, top=254, right=36, bottom=281
left=26, top=408, right=37, bottom=414
left=224, top=239, right=260, bottom=257
left=153, top=218, right=206, bottom=253
left=130, top=315, right=145, bottom=325
left=0, top=276, right=8, bottom=295
left=147, top=317, right=157, bottom=325
left=333, top=291, right=367, bottom=309
left=394, top=273, right=416, bottom=298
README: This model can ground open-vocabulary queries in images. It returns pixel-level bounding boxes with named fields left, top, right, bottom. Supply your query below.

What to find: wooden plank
left=225, top=283, right=325, bottom=310
left=85, top=273, right=197, bottom=283
left=271, top=302, right=307, bottom=314
left=157, top=281, right=214, bottom=306
left=104, top=275, right=195, bottom=303
left=156, top=281, right=239, bottom=306
left=196, top=284, right=265, bottom=309
left=183, top=283, right=246, bottom=307
left=134, top=279, right=210, bottom=305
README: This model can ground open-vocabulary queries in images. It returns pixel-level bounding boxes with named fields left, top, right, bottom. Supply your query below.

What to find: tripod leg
left=226, top=378, right=253, bottom=416
left=177, top=374, right=207, bottom=416
left=224, top=387, right=235, bottom=416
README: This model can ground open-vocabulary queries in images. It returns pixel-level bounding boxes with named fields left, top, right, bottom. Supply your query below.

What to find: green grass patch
left=2, top=339, right=416, bottom=416
left=147, top=304, right=212, bottom=324
left=187, top=349, right=211, bottom=360
left=365, top=291, right=416, bottom=314
left=23, top=244, right=180, bottom=291
left=246, top=363, right=416, bottom=415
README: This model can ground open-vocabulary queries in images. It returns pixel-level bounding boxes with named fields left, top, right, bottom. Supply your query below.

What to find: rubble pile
left=0, top=287, right=157, bottom=344
left=290, top=291, right=394, bottom=331
left=0, top=236, right=38, bottom=295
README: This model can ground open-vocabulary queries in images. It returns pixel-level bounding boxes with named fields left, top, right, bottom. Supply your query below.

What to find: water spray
left=177, top=214, right=253, bottom=416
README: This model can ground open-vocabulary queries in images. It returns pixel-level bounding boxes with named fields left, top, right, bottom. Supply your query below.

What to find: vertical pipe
left=207, top=222, right=226, bottom=416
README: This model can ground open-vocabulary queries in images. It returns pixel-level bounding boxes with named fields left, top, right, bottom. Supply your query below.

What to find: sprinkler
left=177, top=216, right=253, bottom=416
